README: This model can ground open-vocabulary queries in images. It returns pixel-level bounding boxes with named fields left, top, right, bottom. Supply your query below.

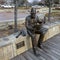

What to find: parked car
left=32, top=5, right=41, bottom=9
left=1, top=5, right=14, bottom=8
left=32, top=5, right=44, bottom=9
left=0, top=5, right=5, bottom=8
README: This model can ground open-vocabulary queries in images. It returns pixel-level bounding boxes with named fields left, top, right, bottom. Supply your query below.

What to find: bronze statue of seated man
left=25, top=8, right=48, bottom=56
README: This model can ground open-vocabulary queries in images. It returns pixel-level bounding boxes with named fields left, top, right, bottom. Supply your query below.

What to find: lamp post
left=14, top=0, right=18, bottom=32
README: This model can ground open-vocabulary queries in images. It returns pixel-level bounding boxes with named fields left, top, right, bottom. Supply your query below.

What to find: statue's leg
left=31, top=36, right=37, bottom=55
left=37, top=28, right=48, bottom=48
left=37, top=33, right=44, bottom=48
left=27, top=30, right=37, bottom=55
left=31, top=35, right=41, bottom=56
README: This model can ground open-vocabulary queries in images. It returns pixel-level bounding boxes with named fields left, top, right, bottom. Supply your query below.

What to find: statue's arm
left=37, top=16, right=42, bottom=24
left=25, top=18, right=33, bottom=30
left=37, top=16, right=45, bottom=24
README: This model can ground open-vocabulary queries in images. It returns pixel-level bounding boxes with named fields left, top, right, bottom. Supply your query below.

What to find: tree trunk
left=14, top=0, right=18, bottom=32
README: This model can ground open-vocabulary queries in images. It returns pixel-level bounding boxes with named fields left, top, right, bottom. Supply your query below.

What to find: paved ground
left=11, top=33, right=60, bottom=60
left=0, top=9, right=45, bottom=22
left=0, top=11, right=28, bottom=21
left=0, top=8, right=60, bottom=22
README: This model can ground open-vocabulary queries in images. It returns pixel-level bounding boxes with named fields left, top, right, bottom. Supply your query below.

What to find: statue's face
left=30, top=8, right=36, bottom=18
left=31, top=13, right=36, bottom=18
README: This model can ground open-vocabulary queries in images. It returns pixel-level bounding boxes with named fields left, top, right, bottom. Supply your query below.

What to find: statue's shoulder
left=26, top=15, right=31, bottom=21
left=36, top=15, right=39, bottom=18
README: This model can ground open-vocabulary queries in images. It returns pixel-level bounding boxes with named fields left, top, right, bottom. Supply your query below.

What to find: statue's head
left=30, top=8, right=36, bottom=18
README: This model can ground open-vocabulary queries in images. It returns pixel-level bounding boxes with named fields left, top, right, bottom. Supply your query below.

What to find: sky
left=28, top=0, right=41, bottom=3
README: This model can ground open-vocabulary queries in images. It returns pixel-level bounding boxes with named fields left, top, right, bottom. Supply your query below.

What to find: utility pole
left=14, top=0, right=18, bottom=32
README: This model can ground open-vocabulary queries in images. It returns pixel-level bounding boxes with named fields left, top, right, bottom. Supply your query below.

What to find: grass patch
left=45, top=12, right=60, bottom=17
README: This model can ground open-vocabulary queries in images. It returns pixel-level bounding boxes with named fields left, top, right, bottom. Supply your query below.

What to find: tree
left=45, top=0, right=53, bottom=22
left=13, top=0, right=28, bottom=32
left=16, top=0, right=27, bottom=7
left=32, top=0, right=39, bottom=5
left=0, top=0, right=5, bottom=4
left=38, top=2, right=44, bottom=6
left=45, top=0, right=53, bottom=7
left=14, top=0, right=18, bottom=32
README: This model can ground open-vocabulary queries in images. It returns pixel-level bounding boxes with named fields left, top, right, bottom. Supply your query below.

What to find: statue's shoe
left=35, top=53, right=41, bottom=57
left=37, top=44, right=43, bottom=49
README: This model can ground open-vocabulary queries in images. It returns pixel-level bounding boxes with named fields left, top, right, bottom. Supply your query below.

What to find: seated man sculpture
left=25, top=8, right=48, bottom=56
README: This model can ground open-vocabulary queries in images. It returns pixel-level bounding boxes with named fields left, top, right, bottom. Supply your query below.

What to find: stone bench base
left=0, top=22, right=60, bottom=60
